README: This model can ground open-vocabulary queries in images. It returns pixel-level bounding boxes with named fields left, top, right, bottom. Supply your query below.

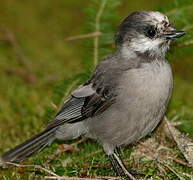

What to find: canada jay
left=0, top=11, right=185, bottom=179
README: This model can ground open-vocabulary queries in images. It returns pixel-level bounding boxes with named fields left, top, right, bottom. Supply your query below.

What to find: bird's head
left=116, top=11, right=186, bottom=58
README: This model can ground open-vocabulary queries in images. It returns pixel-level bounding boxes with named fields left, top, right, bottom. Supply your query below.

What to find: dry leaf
left=164, top=117, right=193, bottom=167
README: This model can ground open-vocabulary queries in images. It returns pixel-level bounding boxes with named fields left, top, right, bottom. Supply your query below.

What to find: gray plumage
left=1, top=11, right=185, bottom=179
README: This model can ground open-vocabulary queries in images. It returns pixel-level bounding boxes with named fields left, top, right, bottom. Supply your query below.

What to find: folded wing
left=46, top=83, right=116, bottom=129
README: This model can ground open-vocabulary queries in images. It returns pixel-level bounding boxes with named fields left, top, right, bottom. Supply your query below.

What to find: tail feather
left=1, top=127, right=57, bottom=163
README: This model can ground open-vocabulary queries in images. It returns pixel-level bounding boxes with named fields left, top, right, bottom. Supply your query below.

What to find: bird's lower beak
left=162, top=30, right=186, bottom=39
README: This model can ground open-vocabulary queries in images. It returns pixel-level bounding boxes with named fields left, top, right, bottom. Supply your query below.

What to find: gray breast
left=87, top=59, right=173, bottom=149
left=117, top=59, right=173, bottom=143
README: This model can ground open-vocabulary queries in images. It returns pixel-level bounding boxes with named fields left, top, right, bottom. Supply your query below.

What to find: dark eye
left=146, top=26, right=157, bottom=38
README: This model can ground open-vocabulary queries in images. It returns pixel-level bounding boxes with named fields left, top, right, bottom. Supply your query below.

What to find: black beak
left=163, top=30, right=186, bottom=40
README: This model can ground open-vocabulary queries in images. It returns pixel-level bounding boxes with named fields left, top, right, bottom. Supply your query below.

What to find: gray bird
left=0, top=11, right=185, bottom=179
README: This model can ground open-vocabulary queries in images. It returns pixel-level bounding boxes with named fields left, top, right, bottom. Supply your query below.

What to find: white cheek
left=130, top=35, right=169, bottom=56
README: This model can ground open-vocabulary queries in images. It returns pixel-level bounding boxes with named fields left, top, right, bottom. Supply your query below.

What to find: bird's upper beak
left=162, top=28, right=186, bottom=40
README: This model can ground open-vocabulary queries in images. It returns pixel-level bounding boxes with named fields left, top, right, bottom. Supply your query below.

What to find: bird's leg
left=114, top=146, right=123, bottom=157
left=108, top=148, right=136, bottom=180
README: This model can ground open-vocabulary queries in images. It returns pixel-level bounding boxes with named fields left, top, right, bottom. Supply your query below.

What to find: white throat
left=128, top=36, right=170, bottom=57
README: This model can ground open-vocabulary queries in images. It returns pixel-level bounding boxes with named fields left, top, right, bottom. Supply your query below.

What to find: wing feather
left=46, top=58, right=120, bottom=129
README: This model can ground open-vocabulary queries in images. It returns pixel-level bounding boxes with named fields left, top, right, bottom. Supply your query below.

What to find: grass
left=1, top=0, right=193, bottom=179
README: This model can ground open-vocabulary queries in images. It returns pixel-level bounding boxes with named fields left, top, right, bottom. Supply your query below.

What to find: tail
left=1, top=127, right=57, bottom=163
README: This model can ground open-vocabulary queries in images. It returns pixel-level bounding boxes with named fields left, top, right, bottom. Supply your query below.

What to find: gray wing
left=46, top=82, right=116, bottom=129
left=46, top=56, right=128, bottom=129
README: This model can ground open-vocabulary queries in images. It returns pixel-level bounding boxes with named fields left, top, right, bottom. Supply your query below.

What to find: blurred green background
left=0, top=0, right=193, bottom=179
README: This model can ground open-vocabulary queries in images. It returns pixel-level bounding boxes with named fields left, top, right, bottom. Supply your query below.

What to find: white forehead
left=147, top=11, right=169, bottom=24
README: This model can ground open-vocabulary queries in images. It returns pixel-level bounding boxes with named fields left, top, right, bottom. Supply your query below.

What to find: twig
left=44, top=176, right=121, bottom=180
left=177, top=40, right=193, bottom=47
left=5, top=68, right=36, bottom=83
left=85, top=149, right=103, bottom=158
left=0, top=28, right=32, bottom=72
left=138, top=140, right=185, bottom=179
left=171, top=157, right=190, bottom=167
left=93, top=0, right=108, bottom=67
left=83, top=158, right=133, bottom=169
left=156, top=163, right=169, bottom=180
left=182, top=24, right=193, bottom=31
left=3, top=161, right=59, bottom=177
left=65, top=32, right=102, bottom=41
left=0, top=27, right=37, bottom=83
left=4, top=162, right=121, bottom=180
left=162, top=163, right=185, bottom=180
left=64, top=79, right=80, bottom=97
left=56, top=78, right=80, bottom=111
